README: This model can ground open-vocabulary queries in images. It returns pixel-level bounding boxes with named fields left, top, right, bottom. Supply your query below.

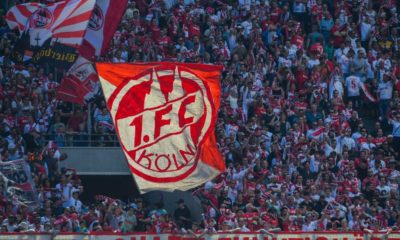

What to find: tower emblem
left=109, top=66, right=215, bottom=182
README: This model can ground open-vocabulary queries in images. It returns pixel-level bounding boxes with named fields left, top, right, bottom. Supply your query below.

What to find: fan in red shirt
left=188, top=22, right=201, bottom=39
left=17, top=109, right=31, bottom=131
left=148, top=18, right=160, bottom=41
left=295, top=65, right=309, bottom=89
left=311, top=1, right=323, bottom=23
left=291, top=34, right=305, bottom=50
left=330, top=20, right=347, bottom=48
left=357, top=133, right=368, bottom=145
left=218, top=208, right=236, bottom=227
left=269, top=2, right=282, bottom=24
left=157, top=29, right=172, bottom=56
left=67, top=108, right=86, bottom=134
left=373, top=129, right=386, bottom=146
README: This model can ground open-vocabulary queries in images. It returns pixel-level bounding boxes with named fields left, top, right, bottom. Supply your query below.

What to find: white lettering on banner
left=118, top=91, right=204, bottom=152
left=0, top=233, right=399, bottom=240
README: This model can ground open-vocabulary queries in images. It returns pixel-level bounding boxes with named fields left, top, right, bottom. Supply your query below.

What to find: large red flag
left=56, top=76, right=86, bottom=104
left=79, top=0, right=128, bottom=58
left=96, top=62, right=225, bottom=193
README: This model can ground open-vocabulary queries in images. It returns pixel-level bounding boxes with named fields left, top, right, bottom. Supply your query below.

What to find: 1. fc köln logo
left=29, top=8, right=53, bottom=29
left=103, top=64, right=223, bottom=187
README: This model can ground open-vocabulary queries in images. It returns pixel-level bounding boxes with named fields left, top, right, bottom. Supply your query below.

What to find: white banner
left=0, top=159, right=38, bottom=208
left=0, top=232, right=399, bottom=240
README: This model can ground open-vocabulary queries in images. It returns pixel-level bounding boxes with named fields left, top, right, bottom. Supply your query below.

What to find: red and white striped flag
left=360, top=83, right=377, bottom=102
left=5, top=2, right=41, bottom=33
left=5, top=0, right=95, bottom=47
left=312, top=126, right=326, bottom=137
left=79, top=0, right=128, bottom=58
left=98, top=121, right=114, bottom=131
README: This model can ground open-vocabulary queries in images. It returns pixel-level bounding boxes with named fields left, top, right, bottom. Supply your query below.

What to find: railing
left=42, top=133, right=120, bottom=147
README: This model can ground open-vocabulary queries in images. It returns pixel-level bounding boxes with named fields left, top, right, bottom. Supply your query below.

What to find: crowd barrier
left=0, top=232, right=399, bottom=240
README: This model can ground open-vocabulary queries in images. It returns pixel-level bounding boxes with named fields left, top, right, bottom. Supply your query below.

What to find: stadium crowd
left=0, top=0, right=400, bottom=235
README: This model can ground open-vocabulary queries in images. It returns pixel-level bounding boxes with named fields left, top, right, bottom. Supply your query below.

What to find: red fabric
left=330, top=25, right=346, bottom=47
left=373, top=137, right=386, bottom=145
left=17, top=116, right=30, bottom=130
left=291, top=35, right=304, bottom=49
left=310, top=43, right=324, bottom=55
left=67, top=115, right=86, bottom=132
left=95, top=62, right=225, bottom=191
left=296, top=71, right=309, bottom=89
left=270, top=8, right=282, bottom=24
left=395, top=80, right=400, bottom=92
left=56, top=57, right=98, bottom=105
left=189, top=23, right=201, bottom=38
left=149, top=23, right=160, bottom=41
left=56, top=76, right=86, bottom=104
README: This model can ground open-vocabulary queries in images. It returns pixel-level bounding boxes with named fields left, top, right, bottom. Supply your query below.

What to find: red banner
left=96, top=62, right=225, bottom=193
left=57, top=56, right=99, bottom=104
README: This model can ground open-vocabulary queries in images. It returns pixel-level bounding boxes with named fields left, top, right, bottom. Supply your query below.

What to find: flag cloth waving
left=79, top=0, right=128, bottom=58
left=57, top=56, right=99, bottom=104
left=96, top=62, right=225, bottom=193
left=5, top=0, right=95, bottom=68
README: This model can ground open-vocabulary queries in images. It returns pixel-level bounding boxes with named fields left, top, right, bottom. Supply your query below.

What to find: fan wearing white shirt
left=339, top=50, right=354, bottom=77
left=345, top=75, right=361, bottom=108
left=112, top=50, right=126, bottom=63
left=23, top=115, right=41, bottom=135
left=376, top=177, right=391, bottom=201
left=369, top=151, right=385, bottom=171
left=55, top=175, right=72, bottom=203
left=238, top=218, right=251, bottom=232
left=389, top=113, right=400, bottom=150
left=65, top=191, right=83, bottom=213
left=302, top=214, right=317, bottom=231
left=340, top=128, right=356, bottom=151
left=377, top=74, right=394, bottom=120
left=334, top=41, right=350, bottom=60
left=307, top=56, right=320, bottom=69
left=360, top=18, right=373, bottom=43
left=324, top=138, right=341, bottom=157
